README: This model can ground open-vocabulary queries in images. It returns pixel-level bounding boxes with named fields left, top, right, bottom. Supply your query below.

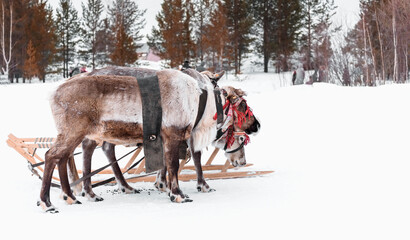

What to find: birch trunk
left=362, top=14, right=370, bottom=85
left=375, top=10, right=386, bottom=82
left=392, top=0, right=399, bottom=82
left=1, top=2, right=12, bottom=82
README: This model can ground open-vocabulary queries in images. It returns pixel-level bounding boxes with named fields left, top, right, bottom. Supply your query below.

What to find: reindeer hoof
left=37, top=201, right=59, bottom=213
left=60, top=193, right=81, bottom=205
left=154, top=181, right=167, bottom=192
left=169, top=193, right=192, bottom=203
left=197, top=184, right=215, bottom=193
left=81, top=191, right=104, bottom=202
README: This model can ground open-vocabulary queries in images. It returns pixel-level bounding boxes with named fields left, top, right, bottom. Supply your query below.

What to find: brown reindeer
left=80, top=67, right=259, bottom=199
left=38, top=69, right=258, bottom=213
left=70, top=67, right=259, bottom=201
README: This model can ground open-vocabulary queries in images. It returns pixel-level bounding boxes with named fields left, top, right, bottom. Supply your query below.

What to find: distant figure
left=306, top=68, right=317, bottom=85
left=292, top=70, right=296, bottom=85
left=318, top=65, right=327, bottom=82
left=312, top=69, right=318, bottom=82
left=182, top=60, right=191, bottom=69
left=80, top=66, right=87, bottom=73
left=294, top=66, right=305, bottom=85
left=342, top=66, right=351, bottom=86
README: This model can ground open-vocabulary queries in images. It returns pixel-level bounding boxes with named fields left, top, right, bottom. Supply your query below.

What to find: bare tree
left=392, top=0, right=399, bottom=82
left=0, top=1, right=12, bottom=82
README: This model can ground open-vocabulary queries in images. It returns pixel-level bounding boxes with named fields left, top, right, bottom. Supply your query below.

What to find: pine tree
left=110, top=22, right=139, bottom=66
left=311, top=0, right=338, bottom=76
left=149, top=0, right=195, bottom=68
left=224, top=0, right=254, bottom=74
left=27, top=0, right=56, bottom=82
left=95, top=17, right=111, bottom=66
left=251, top=0, right=276, bottom=72
left=300, top=0, right=322, bottom=70
left=206, top=0, right=229, bottom=71
left=80, top=0, right=104, bottom=70
left=55, top=0, right=80, bottom=78
left=272, top=0, right=302, bottom=72
left=108, top=0, right=146, bottom=66
left=193, top=0, right=213, bottom=63
left=23, top=40, right=40, bottom=82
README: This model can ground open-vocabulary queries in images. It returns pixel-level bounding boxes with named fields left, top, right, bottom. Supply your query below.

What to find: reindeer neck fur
left=188, top=74, right=226, bottom=152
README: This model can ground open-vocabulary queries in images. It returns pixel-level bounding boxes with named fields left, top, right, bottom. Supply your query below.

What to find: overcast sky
left=48, top=0, right=360, bottom=40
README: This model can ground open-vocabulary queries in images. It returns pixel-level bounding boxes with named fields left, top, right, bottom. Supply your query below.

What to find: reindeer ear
left=234, top=88, right=247, bottom=97
left=213, top=70, right=225, bottom=81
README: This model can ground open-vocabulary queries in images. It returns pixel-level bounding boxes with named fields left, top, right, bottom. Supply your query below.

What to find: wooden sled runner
left=7, top=134, right=273, bottom=187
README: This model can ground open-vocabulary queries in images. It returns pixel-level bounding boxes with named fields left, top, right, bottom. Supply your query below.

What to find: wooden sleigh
left=7, top=133, right=273, bottom=188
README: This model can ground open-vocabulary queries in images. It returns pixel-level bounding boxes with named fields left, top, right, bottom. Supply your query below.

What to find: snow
left=1, top=67, right=410, bottom=240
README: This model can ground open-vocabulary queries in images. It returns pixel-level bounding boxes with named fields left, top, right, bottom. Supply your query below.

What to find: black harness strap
left=91, top=155, right=146, bottom=188
left=214, top=90, right=224, bottom=125
left=193, top=89, right=208, bottom=129
left=225, top=141, right=245, bottom=154
left=70, top=147, right=139, bottom=187
left=137, top=75, right=164, bottom=173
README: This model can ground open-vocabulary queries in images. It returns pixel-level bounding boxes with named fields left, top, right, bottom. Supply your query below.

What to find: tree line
left=0, top=0, right=408, bottom=84
left=333, top=0, right=409, bottom=85
left=0, top=0, right=146, bottom=83
left=149, top=0, right=338, bottom=75
left=0, top=0, right=338, bottom=82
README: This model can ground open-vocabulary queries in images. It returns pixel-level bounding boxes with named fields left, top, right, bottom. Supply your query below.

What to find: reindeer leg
left=38, top=149, right=59, bottom=213
left=165, top=139, right=192, bottom=203
left=102, top=142, right=140, bottom=194
left=81, top=138, right=103, bottom=202
left=38, top=135, right=83, bottom=212
left=192, top=150, right=214, bottom=192
left=154, top=166, right=167, bottom=192
left=67, top=155, right=82, bottom=196
left=58, top=155, right=81, bottom=205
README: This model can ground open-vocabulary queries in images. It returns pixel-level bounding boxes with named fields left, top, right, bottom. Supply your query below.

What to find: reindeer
left=76, top=67, right=260, bottom=200
left=38, top=69, right=259, bottom=213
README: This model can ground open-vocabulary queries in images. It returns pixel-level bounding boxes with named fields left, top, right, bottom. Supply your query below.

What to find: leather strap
left=193, top=89, right=208, bottom=129
left=138, top=75, right=165, bottom=173
left=214, top=90, right=223, bottom=125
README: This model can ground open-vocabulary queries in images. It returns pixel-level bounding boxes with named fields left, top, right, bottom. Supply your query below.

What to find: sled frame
left=7, top=134, right=273, bottom=186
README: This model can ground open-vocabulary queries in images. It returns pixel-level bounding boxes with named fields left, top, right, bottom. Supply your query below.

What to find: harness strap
left=193, top=89, right=208, bottom=129
left=138, top=75, right=164, bottom=173
left=91, top=155, right=146, bottom=188
left=225, top=141, right=245, bottom=154
left=214, top=90, right=224, bottom=125
left=70, top=147, right=139, bottom=187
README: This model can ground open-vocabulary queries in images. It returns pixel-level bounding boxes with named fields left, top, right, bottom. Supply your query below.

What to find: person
left=182, top=60, right=191, bottom=69
left=80, top=66, right=87, bottom=73
left=342, top=66, right=351, bottom=86
left=318, top=65, right=327, bottom=82
left=294, top=66, right=305, bottom=85
left=292, top=70, right=296, bottom=85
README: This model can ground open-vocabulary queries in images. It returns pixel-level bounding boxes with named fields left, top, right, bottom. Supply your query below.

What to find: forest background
left=0, top=0, right=408, bottom=86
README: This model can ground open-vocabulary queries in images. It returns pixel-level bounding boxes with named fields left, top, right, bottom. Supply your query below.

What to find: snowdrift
left=1, top=72, right=409, bottom=240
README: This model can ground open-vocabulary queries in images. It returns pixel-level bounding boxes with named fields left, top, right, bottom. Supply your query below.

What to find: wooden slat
left=182, top=163, right=254, bottom=171
left=205, top=148, right=220, bottom=165
left=123, top=148, right=142, bottom=171
left=122, top=170, right=274, bottom=183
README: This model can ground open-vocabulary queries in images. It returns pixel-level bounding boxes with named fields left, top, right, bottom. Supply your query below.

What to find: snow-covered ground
left=1, top=67, right=410, bottom=240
